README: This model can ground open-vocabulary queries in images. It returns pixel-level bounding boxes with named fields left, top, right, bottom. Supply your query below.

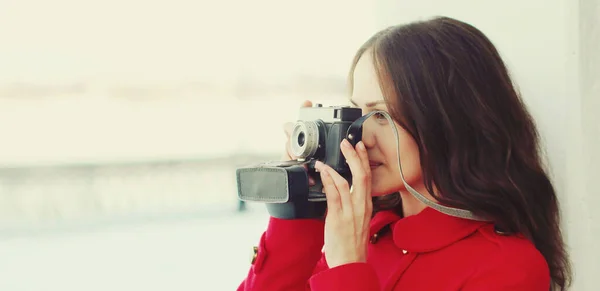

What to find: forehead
left=351, top=51, right=385, bottom=107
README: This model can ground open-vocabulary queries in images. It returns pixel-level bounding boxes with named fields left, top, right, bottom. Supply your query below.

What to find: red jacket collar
left=370, top=207, right=489, bottom=253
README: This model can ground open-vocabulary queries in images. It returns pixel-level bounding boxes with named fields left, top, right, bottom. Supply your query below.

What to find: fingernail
left=357, top=141, right=365, bottom=151
left=341, top=139, right=352, bottom=149
left=315, top=161, right=323, bottom=171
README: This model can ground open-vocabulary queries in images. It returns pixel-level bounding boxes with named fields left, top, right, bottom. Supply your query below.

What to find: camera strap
left=346, top=111, right=491, bottom=222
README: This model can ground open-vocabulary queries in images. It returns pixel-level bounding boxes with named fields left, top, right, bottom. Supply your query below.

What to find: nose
left=360, top=116, right=377, bottom=149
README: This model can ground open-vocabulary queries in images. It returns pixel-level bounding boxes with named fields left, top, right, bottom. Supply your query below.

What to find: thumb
left=283, top=122, right=294, bottom=138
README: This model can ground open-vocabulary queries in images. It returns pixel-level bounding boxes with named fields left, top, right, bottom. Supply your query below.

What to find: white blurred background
left=0, top=0, right=598, bottom=290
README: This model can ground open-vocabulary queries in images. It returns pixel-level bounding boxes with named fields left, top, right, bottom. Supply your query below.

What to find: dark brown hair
left=349, top=16, right=571, bottom=290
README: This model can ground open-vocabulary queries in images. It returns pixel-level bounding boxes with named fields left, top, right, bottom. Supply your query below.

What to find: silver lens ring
left=290, top=121, right=319, bottom=159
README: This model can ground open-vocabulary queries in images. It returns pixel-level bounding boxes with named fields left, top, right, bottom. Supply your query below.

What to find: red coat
left=237, top=207, right=550, bottom=290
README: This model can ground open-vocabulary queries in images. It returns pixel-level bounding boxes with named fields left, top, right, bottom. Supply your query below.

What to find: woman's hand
left=314, top=139, right=373, bottom=268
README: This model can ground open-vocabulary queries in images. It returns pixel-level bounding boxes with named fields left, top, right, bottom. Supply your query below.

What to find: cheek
left=371, top=128, right=423, bottom=196
left=396, top=134, right=422, bottom=183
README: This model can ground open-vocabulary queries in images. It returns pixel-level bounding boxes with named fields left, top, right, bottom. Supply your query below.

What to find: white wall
left=574, top=0, right=600, bottom=289
left=0, top=0, right=376, bottom=167
left=372, top=1, right=599, bottom=290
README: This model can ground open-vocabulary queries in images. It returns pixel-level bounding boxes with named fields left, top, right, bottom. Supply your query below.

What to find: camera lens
left=297, top=132, right=305, bottom=147
left=290, top=121, right=320, bottom=159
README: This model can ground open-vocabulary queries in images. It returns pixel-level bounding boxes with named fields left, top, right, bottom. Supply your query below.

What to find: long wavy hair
left=348, top=16, right=571, bottom=290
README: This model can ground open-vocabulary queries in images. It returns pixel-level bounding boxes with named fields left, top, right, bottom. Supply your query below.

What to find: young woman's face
left=349, top=52, right=423, bottom=197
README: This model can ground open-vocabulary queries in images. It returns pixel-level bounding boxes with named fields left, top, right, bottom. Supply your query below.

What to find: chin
left=370, top=184, right=399, bottom=197
left=370, top=174, right=399, bottom=197
left=370, top=169, right=423, bottom=197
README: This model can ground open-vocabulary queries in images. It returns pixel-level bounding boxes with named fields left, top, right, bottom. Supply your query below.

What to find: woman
left=237, top=16, right=571, bottom=290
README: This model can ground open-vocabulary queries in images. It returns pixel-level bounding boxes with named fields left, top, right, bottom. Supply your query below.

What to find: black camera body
left=236, top=104, right=363, bottom=219
left=290, top=104, right=363, bottom=176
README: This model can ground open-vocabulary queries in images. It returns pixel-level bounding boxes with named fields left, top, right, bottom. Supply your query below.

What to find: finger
left=308, top=174, right=316, bottom=186
left=316, top=161, right=352, bottom=212
left=300, top=100, right=313, bottom=107
left=355, top=141, right=372, bottom=203
left=319, top=166, right=342, bottom=214
left=355, top=141, right=371, bottom=175
left=282, top=123, right=294, bottom=160
left=340, top=139, right=370, bottom=204
left=283, top=122, right=293, bottom=138
left=286, top=140, right=294, bottom=159
left=282, top=140, right=292, bottom=160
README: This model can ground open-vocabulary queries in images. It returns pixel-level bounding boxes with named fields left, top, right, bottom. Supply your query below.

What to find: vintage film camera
left=235, top=104, right=365, bottom=219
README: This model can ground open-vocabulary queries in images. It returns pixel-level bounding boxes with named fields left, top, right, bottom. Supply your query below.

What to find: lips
left=369, top=161, right=383, bottom=169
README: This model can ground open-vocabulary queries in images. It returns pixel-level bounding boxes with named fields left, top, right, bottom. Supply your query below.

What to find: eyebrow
left=350, top=99, right=386, bottom=107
